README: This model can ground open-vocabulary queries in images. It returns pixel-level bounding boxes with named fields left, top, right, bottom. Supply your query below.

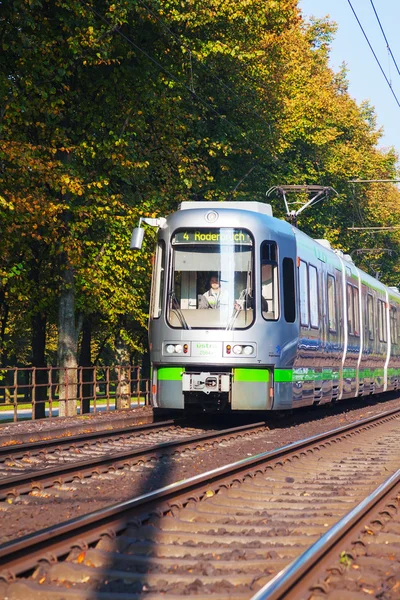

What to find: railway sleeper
left=2, top=579, right=251, bottom=600
left=199, top=495, right=355, bottom=511
left=39, top=559, right=274, bottom=587
left=146, top=515, right=327, bottom=537
left=176, top=507, right=340, bottom=527
left=122, top=524, right=320, bottom=546
left=183, top=500, right=342, bottom=517
left=95, top=535, right=305, bottom=560
left=66, top=547, right=289, bottom=574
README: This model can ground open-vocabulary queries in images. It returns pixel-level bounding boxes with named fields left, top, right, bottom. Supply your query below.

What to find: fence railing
left=0, top=366, right=151, bottom=422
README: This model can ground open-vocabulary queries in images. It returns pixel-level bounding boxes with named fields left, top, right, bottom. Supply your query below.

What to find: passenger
left=199, top=274, right=227, bottom=309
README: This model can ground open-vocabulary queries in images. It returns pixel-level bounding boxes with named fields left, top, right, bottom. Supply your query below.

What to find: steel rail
left=0, top=419, right=176, bottom=457
left=0, top=406, right=399, bottom=578
left=251, top=469, right=400, bottom=600
left=0, top=420, right=270, bottom=499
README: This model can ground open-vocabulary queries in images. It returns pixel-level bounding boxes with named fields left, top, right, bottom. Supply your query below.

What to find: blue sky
left=299, top=0, right=400, bottom=157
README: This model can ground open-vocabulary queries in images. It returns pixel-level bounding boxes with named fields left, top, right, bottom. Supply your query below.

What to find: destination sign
left=173, top=229, right=252, bottom=245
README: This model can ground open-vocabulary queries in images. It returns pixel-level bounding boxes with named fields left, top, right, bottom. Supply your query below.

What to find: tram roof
left=178, top=201, right=273, bottom=217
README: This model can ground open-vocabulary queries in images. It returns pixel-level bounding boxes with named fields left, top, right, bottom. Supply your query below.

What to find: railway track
left=0, top=419, right=191, bottom=478
left=0, top=421, right=271, bottom=502
left=0, top=407, right=399, bottom=599
left=0, top=410, right=155, bottom=445
left=253, top=470, right=400, bottom=599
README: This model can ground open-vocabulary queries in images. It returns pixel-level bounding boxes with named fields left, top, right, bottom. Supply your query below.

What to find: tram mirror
left=130, top=227, right=145, bottom=250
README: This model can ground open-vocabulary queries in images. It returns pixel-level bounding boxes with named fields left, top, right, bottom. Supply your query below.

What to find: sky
left=299, top=0, right=400, bottom=157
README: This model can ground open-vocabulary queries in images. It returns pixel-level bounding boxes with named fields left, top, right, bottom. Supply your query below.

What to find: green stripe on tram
left=157, top=367, right=183, bottom=381
left=274, top=369, right=293, bottom=382
left=233, top=368, right=269, bottom=382
left=274, top=368, right=341, bottom=383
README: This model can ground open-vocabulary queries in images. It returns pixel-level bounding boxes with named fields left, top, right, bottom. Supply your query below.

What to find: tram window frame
left=398, top=309, right=400, bottom=344
left=149, top=240, right=165, bottom=319
left=367, top=293, right=374, bottom=340
left=299, top=259, right=309, bottom=327
left=346, top=283, right=360, bottom=337
left=309, top=264, right=319, bottom=329
left=378, top=299, right=387, bottom=342
left=397, top=310, right=400, bottom=340
left=261, top=241, right=279, bottom=321
left=390, top=305, right=398, bottom=345
left=327, top=274, right=337, bottom=333
left=353, top=286, right=360, bottom=336
left=283, top=257, right=296, bottom=323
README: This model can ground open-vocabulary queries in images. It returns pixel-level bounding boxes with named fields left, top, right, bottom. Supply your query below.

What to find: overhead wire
left=345, top=2, right=400, bottom=272
left=369, top=0, right=400, bottom=78
left=346, top=0, right=400, bottom=108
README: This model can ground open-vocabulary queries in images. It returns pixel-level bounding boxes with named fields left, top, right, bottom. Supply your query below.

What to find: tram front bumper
left=154, top=366, right=273, bottom=410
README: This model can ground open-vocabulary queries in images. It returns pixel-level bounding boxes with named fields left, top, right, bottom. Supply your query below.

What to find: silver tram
left=132, top=201, right=400, bottom=412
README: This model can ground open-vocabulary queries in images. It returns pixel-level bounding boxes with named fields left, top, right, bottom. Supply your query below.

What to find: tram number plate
left=192, top=342, right=222, bottom=357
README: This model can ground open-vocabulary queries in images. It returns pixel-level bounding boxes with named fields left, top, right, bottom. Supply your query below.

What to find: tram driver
left=199, top=274, right=228, bottom=309
left=198, top=274, right=245, bottom=311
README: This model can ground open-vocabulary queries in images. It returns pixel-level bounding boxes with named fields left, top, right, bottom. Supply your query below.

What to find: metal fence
left=0, top=366, right=151, bottom=422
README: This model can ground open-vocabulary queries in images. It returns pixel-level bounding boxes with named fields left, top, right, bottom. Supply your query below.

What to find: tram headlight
left=228, top=344, right=255, bottom=356
left=165, top=343, right=188, bottom=355
left=243, top=345, right=254, bottom=355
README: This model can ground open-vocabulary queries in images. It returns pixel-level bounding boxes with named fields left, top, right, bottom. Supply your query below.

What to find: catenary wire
left=369, top=0, right=400, bottom=78
left=346, top=0, right=400, bottom=108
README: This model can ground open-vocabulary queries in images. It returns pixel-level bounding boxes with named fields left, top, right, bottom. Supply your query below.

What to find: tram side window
left=396, top=310, right=400, bottom=339
left=299, top=260, right=309, bottom=326
left=309, top=265, right=319, bottom=329
left=390, top=306, right=398, bottom=344
left=378, top=299, right=387, bottom=342
left=283, top=258, right=296, bottom=323
left=261, top=241, right=278, bottom=320
left=353, top=287, right=360, bottom=335
left=367, top=294, right=374, bottom=340
left=327, top=274, right=337, bottom=332
left=150, top=241, right=165, bottom=319
left=346, top=284, right=353, bottom=333
left=347, top=283, right=360, bottom=336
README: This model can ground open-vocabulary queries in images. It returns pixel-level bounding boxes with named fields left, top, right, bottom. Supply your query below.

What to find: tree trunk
left=57, top=265, right=78, bottom=416
left=115, top=333, right=131, bottom=410
left=31, top=312, right=47, bottom=419
left=79, top=317, right=92, bottom=414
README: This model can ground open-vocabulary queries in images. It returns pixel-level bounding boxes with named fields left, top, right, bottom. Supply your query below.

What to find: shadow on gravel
left=91, top=444, right=177, bottom=599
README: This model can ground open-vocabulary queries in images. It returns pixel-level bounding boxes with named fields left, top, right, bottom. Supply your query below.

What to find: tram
left=131, top=200, right=400, bottom=412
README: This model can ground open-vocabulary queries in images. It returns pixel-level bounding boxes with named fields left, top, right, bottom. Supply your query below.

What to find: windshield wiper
left=226, top=289, right=253, bottom=330
left=169, top=291, right=191, bottom=330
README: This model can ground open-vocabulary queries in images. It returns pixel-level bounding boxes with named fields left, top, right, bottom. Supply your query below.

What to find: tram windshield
left=167, top=228, right=254, bottom=330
